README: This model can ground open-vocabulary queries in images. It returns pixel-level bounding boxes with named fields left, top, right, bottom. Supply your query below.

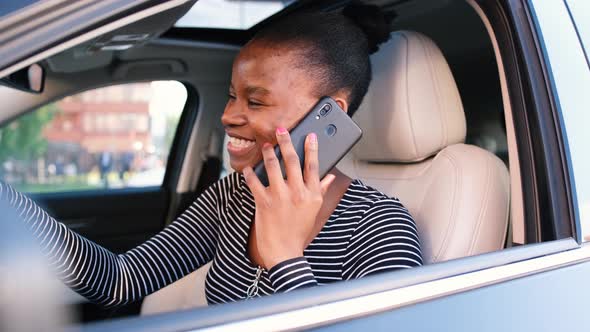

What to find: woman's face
left=221, top=42, right=321, bottom=172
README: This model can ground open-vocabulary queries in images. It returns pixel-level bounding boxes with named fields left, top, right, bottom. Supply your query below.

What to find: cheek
left=249, top=110, right=293, bottom=144
left=247, top=100, right=313, bottom=146
left=248, top=115, right=278, bottom=146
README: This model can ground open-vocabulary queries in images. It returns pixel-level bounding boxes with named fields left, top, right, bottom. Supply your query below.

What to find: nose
left=221, top=100, right=247, bottom=128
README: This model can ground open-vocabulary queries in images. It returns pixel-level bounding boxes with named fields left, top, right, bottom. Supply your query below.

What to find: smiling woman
left=0, top=1, right=422, bottom=308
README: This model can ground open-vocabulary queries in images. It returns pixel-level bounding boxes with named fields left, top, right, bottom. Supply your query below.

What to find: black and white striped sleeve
left=342, top=199, right=422, bottom=280
left=0, top=177, right=227, bottom=308
left=268, top=257, right=317, bottom=292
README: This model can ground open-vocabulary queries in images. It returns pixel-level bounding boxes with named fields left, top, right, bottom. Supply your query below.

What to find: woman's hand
left=243, top=127, right=336, bottom=270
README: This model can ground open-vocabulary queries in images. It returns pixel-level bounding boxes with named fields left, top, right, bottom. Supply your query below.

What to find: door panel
left=312, top=259, right=590, bottom=331
left=30, top=187, right=168, bottom=253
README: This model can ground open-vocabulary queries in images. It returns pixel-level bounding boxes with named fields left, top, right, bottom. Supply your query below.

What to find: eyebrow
left=245, top=86, right=271, bottom=96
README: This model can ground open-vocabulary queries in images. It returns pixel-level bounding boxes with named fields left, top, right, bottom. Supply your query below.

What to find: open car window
left=0, top=81, right=187, bottom=193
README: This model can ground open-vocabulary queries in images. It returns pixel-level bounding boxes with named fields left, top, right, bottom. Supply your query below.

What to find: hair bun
left=342, top=2, right=393, bottom=54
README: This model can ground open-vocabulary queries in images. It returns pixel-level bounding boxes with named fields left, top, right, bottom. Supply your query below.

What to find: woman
left=0, top=3, right=422, bottom=306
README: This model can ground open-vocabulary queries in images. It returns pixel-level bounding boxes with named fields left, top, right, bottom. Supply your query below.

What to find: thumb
left=319, top=174, right=336, bottom=196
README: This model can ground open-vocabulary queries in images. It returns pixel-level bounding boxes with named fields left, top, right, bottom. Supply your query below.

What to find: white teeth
left=229, top=136, right=254, bottom=149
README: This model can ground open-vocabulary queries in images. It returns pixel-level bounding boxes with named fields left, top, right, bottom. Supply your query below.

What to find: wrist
left=264, top=251, right=303, bottom=270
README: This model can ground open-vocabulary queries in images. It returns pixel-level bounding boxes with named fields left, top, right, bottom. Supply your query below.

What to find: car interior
left=0, top=0, right=534, bottom=325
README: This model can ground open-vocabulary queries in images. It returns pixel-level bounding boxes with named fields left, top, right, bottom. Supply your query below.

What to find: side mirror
left=0, top=63, right=45, bottom=93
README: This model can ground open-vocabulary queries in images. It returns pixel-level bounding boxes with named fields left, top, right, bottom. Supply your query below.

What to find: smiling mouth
left=227, top=136, right=256, bottom=155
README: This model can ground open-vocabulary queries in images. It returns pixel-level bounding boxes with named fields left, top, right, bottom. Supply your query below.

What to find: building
left=42, top=83, right=153, bottom=173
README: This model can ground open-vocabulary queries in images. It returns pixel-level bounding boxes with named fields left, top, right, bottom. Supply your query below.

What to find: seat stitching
left=468, top=152, right=492, bottom=254
left=402, top=32, right=419, bottom=159
left=421, top=33, right=447, bottom=149
left=432, top=149, right=460, bottom=262
left=414, top=169, right=436, bottom=263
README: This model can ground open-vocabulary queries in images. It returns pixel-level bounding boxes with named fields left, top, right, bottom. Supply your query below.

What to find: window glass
left=529, top=0, right=590, bottom=240
left=174, top=0, right=295, bottom=30
left=0, top=81, right=187, bottom=193
left=565, top=0, right=590, bottom=239
left=566, top=0, right=590, bottom=55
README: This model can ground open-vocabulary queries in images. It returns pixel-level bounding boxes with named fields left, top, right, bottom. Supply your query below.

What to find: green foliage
left=0, top=103, right=59, bottom=163
left=164, top=113, right=180, bottom=151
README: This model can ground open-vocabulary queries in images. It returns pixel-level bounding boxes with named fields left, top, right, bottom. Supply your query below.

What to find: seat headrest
left=352, top=31, right=466, bottom=163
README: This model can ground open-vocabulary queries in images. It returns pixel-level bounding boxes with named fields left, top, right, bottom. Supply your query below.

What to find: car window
left=566, top=0, right=590, bottom=56
left=0, top=81, right=187, bottom=193
left=529, top=0, right=590, bottom=240
left=565, top=0, right=590, bottom=240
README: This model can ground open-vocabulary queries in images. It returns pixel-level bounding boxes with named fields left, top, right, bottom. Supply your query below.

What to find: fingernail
left=276, top=127, right=288, bottom=135
left=310, top=133, right=317, bottom=144
left=263, top=142, right=273, bottom=149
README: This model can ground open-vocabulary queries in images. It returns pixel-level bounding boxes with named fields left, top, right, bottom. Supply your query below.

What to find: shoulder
left=346, top=180, right=409, bottom=214
left=206, top=172, right=243, bottom=195
left=343, top=180, right=423, bottom=277
left=347, top=180, right=417, bottom=233
left=196, top=171, right=245, bottom=206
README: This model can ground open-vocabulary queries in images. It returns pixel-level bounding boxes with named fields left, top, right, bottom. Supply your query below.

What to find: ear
left=332, top=96, right=349, bottom=113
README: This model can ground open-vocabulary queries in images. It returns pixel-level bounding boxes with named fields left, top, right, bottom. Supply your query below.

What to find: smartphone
left=254, top=96, right=363, bottom=186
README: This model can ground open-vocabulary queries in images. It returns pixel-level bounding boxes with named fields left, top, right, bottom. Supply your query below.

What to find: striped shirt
left=0, top=172, right=422, bottom=307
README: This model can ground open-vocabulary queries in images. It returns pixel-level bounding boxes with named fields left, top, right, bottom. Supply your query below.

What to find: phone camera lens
left=319, top=104, right=332, bottom=117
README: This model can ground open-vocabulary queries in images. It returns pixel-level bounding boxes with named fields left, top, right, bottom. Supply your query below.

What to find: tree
left=163, top=113, right=180, bottom=152
left=0, top=103, right=59, bottom=166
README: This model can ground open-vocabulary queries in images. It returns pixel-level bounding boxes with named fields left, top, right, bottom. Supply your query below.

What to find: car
left=0, top=0, right=589, bottom=331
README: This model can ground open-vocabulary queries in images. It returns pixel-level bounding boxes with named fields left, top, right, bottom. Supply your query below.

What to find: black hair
left=250, top=2, right=393, bottom=117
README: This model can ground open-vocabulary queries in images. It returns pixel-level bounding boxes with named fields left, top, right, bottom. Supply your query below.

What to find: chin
left=228, top=160, right=246, bottom=173
left=228, top=154, right=262, bottom=174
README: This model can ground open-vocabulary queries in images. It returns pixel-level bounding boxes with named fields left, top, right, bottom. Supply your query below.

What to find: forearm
left=1, top=182, right=137, bottom=307
left=1, top=182, right=221, bottom=308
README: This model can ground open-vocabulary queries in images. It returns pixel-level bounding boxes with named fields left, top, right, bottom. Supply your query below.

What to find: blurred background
left=0, top=81, right=187, bottom=192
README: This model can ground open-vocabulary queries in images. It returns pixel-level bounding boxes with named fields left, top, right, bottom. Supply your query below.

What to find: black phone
left=254, top=96, right=363, bottom=186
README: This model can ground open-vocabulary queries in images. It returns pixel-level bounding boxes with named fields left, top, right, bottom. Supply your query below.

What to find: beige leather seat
left=338, top=30, right=510, bottom=263
left=141, top=30, right=510, bottom=315
left=141, top=262, right=211, bottom=315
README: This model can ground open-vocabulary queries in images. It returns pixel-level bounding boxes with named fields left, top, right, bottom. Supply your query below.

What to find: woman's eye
left=228, top=94, right=236, bottom=100
left=248, top=100, right=264, bottom=108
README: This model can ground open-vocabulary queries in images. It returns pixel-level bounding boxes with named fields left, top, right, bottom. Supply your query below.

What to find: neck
left=323, top=168, right=353, bottom=208
left=306, top=168, right=352, bottom=245
left=326, top=168, right=352, bottom=193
